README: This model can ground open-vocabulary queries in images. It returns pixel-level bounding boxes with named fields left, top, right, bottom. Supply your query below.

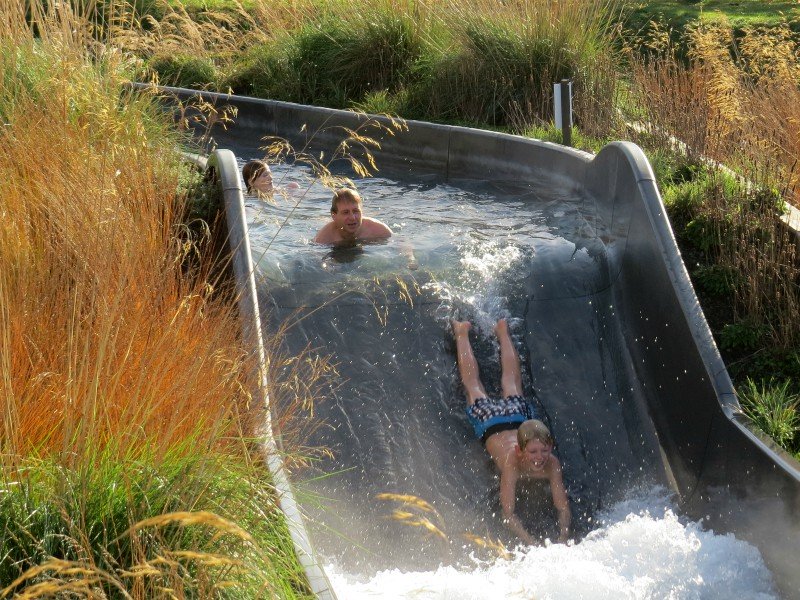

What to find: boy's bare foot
left=451, top=319, right=472, bottom=337
left=494, top=318, right=509, bottom=337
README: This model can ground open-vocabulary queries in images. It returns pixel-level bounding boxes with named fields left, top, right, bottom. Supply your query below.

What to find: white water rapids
left=327, top=489, right=777, bottom=600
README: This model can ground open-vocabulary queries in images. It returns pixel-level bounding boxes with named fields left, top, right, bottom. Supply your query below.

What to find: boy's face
left=516, top=439, right=552, bottom=472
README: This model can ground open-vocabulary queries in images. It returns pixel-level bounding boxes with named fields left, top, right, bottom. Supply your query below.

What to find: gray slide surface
left=155, top=87, right=800, bottom=597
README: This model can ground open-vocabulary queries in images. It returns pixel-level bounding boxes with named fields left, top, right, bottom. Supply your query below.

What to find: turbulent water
left=327, top=489, right=777, bottom=600
left=242, top=159, right=779, bottom=600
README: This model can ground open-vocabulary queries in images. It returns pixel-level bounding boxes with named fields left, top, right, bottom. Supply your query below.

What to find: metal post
left=559, top=79, right=572, bottom=147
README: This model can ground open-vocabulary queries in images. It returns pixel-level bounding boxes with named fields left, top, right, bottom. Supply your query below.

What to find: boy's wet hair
left=331, top=188, right=362, bottom=213
left=517, top=419, right=553, bottom=448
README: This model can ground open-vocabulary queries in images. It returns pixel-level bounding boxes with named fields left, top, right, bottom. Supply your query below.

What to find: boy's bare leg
left=496, top=318, right=523, bottom=398
left=452, top=319, right=488, bottom=405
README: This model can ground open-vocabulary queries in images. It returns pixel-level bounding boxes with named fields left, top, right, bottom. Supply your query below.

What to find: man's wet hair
left=331, top=188, right=362, bottom=213
left=517, top=419, right=553, bottom=449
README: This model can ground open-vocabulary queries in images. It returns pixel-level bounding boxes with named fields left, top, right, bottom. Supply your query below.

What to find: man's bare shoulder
left=314, top=223, right=338, bottom=244
left=361, top=218, right=392, bottom=239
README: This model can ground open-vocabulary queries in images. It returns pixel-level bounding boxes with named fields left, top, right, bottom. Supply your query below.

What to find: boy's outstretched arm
left=499, top=466, right=535, bottom=545
left=549, top=456, right=571, bottom=543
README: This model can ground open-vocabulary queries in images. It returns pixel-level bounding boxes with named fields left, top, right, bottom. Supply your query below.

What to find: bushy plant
left=693, top=263, right=740, bottom=297
left=662, top=172, right=709, bottom=230
left=352, top=88, right=406, bottom=115
left=149, top=52, right=217, bottom=89
left=738, top=378, right=799, bottom=453
left=227, top=13, right=421, bottom=108
left=720, top=319, right=767, bottom=352
left=407, top=6, right=616, bottom=131
left=224, top=39, right=293, bottom=98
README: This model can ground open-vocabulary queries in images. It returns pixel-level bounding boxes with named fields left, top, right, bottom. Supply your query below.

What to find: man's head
left=243, top=159, right=273, bottom=194
left=330, top=188, right=363, bottom=238
left=330, top=188, right=362, bottom=213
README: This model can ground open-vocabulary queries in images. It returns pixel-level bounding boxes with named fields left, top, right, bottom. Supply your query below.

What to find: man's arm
left=548, top=456, right=571, bottom=543
left=499, top=464, right=535, bottom=545
left=398, top=238, right=418, bottom=270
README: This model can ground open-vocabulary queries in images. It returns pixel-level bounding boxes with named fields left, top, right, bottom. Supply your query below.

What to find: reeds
left=124, top=0, right=622, bottom=130
left=628, top=20, right=800, bottom=351
left=408, top=0, right=621, bottom=130
left=0, top=2, right=315, bottom=596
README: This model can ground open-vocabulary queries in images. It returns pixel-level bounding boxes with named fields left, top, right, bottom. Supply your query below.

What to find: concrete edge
left=205, top=149, right=337, bottom=600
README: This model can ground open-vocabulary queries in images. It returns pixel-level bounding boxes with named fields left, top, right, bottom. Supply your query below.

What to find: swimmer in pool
left=452, top=318, right=571, bottom=544
left=314, top=188, right=417, bottom=268
left=242, top=159, right=299, bottom=198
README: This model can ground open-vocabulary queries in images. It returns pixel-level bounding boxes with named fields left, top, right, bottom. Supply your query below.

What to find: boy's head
left=517, top=419, right=553, bottom=450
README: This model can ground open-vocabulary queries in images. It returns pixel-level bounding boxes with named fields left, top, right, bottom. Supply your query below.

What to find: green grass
left=0, top=449, right=314, bottom=598
left=738, top=378, right=799, bottom=455
left=622, top=0, right=800, bottom=36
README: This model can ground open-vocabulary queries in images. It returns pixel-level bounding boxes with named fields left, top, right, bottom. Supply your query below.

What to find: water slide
left=157, top=87, right=800, bottom=598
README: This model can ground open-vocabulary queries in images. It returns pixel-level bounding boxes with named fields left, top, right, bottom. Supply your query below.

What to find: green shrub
left=227, top=14, right=421, bottom=108
left=224, top=41, right=292, bottom=98
left=738, top=378, right=799, bottom=452
left=149, top=53, right=217, bottom=89
left=408, top=18, right=578, bottom=128
left=662, top=174, right=707, bottom=229
left=720, top=319, right=767, bottom=351
left=693, top=263, right=740, bottom=297
left=728, top=348, right=800, bottom=394
left=351, top=89, right=406, bottom=115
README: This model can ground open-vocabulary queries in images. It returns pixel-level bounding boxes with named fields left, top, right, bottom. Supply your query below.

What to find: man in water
left=315, top=188, right=417, bottom=268
left=452, top=318, right=571, bottom=544
left=314, top=188, right=392, bottom=243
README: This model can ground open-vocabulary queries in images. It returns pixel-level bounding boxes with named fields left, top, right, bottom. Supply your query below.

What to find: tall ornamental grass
left=404, top=0, right=621, bottom=132
left=227, top=12, right=422, bottom=107
left=628, top=21, right=800, bottom=352
left=117, top=0, right=622, bottom=132
left=626, top=19, right=800, bottom=451
left=0, top=2, right=314, bottom=597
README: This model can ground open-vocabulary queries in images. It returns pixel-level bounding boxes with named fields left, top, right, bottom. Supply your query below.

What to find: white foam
left=326, top=489, right=777, bottom=600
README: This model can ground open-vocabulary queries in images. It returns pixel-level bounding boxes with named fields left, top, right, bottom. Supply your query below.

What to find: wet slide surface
left=176, top=89, right=800, bottom=596
left=233, top=158, right=670, bottom=573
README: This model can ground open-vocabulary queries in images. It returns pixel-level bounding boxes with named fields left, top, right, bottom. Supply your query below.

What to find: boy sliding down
left=452, top=318, right=571, bottom=544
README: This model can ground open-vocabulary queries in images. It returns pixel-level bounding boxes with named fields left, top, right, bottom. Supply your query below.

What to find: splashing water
left=426, top=239, right=526, bottom=334
left=326, top=489, right=777, bottom=600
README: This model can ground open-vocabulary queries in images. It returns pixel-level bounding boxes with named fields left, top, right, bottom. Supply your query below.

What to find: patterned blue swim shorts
left=465, top=395, right=540, bottom=442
